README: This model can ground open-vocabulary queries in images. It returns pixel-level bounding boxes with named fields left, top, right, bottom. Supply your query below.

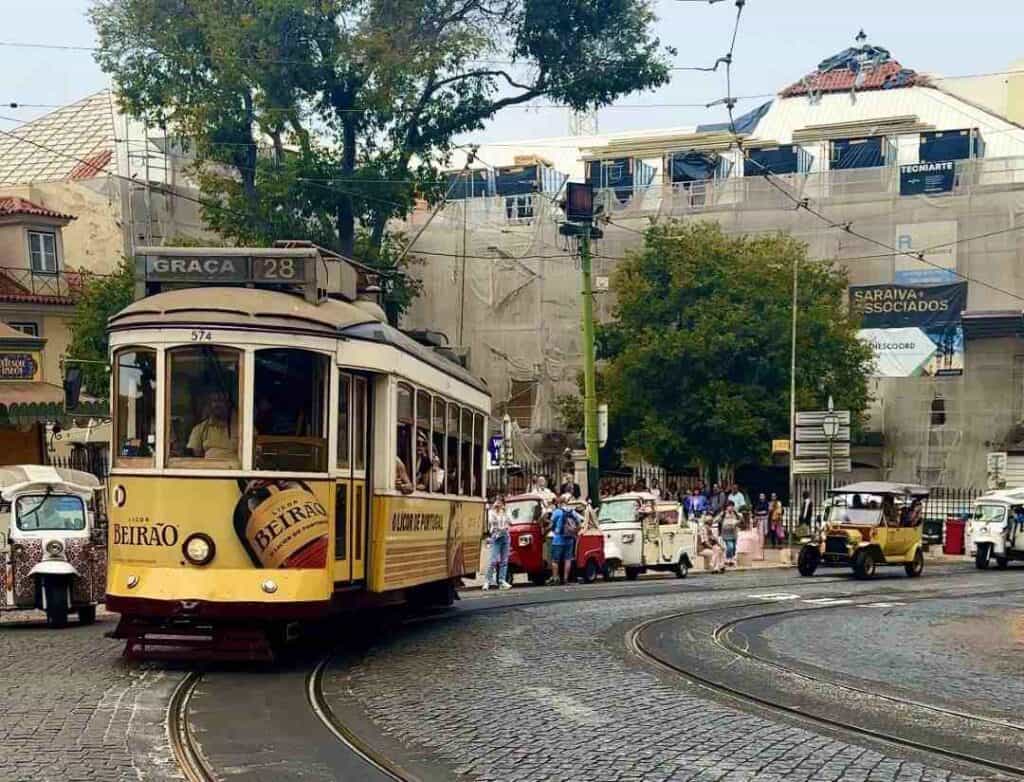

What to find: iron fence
left=47, top=450, right=109, bottom=482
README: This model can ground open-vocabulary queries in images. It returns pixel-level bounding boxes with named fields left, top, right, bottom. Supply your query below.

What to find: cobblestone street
left=0, top=611, right=181, bottom=782
left=321, top=567, right=1021, bottom=782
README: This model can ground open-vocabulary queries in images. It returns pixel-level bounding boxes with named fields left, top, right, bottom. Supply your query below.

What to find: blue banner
left=899, top=161, right=955, bottom=196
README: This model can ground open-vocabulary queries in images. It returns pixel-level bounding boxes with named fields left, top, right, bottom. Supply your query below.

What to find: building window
left=919, top=129, right=981, bottom=163
left=506, top=379, right=537, bottom=429
left=829, top=137, right=885, bottom=170
left=6, top=322, right=39, bottom=337
left=505, top=195, right=534, bottom=223
left=27, top=231, right=58, bottom=273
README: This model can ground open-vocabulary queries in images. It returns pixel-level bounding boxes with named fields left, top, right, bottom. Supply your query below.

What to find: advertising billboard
left=850, top=282, right=966, bottom=377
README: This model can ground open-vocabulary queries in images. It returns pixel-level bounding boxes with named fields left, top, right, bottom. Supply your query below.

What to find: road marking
left=748, top=593, right=801, bottom=601
left=801, top=597, right=853, bottom=606
left=859, top=601, right=906, bottom=608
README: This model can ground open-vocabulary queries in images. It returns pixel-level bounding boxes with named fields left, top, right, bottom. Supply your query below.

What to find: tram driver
left=186, top=389, right=239, bottom=460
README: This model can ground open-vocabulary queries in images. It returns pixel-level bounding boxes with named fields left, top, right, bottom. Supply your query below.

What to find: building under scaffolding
left=400, top=44, right=1024, bottom=487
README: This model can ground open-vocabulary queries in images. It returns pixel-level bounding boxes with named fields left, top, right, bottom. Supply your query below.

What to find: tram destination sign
left=144, top=253, right=315, bottom=285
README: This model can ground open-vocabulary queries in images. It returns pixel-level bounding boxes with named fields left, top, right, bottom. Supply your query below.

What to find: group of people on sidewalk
left=483, top=492, right=584, bottom=589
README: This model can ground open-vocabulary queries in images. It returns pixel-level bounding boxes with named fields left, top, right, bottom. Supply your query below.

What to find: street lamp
left=821, top=397, right=840, bottom=492
left=501, top=414, right=513, bottom=495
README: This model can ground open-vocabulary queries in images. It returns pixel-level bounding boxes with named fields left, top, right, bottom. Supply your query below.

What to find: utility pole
left=580, top=230, right=600, bottom=506
left=788, top=255, right=798, bottom=527
left=561, top=182, right=602, bottom=505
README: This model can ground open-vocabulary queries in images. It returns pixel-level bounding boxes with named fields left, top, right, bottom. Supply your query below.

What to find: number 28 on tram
left=105, top=247, right=490, bottom=658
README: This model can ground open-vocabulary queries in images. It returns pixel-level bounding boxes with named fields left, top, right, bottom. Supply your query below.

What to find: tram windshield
left=253, top=349, right=329, bottom=472
left=15, top=495, right=86, bottom=532
left=114, top=348, right=157, bottom=466
left=166, top=346, right=241, bottom=468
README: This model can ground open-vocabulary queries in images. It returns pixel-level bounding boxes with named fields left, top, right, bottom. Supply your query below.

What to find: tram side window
left=474, top=413, right=485, bottom=497
left=432, top=398, right=446, bottom=493
left=353, top=377, right=367, bottom=472
left=395, top=383, right=414, bottom=493
left=460, top=408, right=473, bottom=495
left=447, top=403, right=460, bottom=495
left=414, top=390, right=435, bottom=492
left=253, top=349, right=329, bottom=472
left=337, top=373, right=351, bottom=470
left=114, top=348, right=156, bottom=467
left=166, top=346, right=242, bottom=468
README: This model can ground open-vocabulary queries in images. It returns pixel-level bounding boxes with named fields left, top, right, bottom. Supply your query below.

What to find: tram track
left=164, top=567, right=1017, bottom=781
left=167, top=671, right=218, bottom=782
left=628, top=584, right=1024, bottom=779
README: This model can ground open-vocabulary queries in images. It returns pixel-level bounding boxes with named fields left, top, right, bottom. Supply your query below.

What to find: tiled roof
left=0, top=91, right=116, bottom=186
left=781, top=46, right=925, bottom=98
left=0, top=196, right=76, bottom=221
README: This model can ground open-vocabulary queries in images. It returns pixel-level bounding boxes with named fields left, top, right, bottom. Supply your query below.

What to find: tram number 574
left=191, top=329, right=213, bottom=342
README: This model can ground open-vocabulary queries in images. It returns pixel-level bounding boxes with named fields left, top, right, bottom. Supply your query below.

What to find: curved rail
left=307, top=655, right=414, bottom=782
left=167, top=671, right=218, bottom=782
left=628, top=587, right=1024, bottom=779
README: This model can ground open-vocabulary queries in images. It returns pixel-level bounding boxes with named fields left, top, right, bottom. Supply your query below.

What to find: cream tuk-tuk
left=0, top=466, right=105, bottom=626
left=598, top=493, right=695, bottom=580
left=967, top=487, right=1024, bottom=569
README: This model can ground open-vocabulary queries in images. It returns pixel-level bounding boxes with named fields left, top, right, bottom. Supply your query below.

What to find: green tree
left=90, top=0, right=673, bottom=321
left=597, top=221, right=873, bottom=473
left=67, top=259, right=136, bottom=396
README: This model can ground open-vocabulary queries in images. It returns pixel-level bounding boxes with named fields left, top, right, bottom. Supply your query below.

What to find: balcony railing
left=0, top=266, right=83, bottom=300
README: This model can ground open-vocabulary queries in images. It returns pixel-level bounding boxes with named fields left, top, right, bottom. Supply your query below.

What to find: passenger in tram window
left=415, top=434, right=433, bottom=491
left=186, top=390, right=239, bottom=459
left=395, top=457, right=414, bottom=494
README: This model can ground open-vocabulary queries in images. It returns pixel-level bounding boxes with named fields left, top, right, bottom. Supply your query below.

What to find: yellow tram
left=105, top=246, right=489, bottom=658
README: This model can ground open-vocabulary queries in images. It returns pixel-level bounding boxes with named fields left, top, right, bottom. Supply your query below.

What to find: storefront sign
left=893, top=221, right=958, bottom=284
left=0, top=352, right=39, bottom=380
left=899, top=161, right=955, bottom=196
left=851, top=283, right=966, bottom=377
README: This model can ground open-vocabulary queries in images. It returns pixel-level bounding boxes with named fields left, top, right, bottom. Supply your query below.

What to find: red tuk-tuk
left=505, top=493, right=606, bottom=585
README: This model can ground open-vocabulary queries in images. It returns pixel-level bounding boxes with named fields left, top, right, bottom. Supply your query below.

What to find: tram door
left=334, top=372, right=371, bottom=584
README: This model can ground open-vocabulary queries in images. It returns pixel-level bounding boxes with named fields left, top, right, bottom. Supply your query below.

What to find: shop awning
left=0, top=381, right=65, bottom=406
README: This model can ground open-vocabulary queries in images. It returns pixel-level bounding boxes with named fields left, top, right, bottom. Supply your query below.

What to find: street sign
left=488, top=435, right=514, bottom=467
left=793, top=408, right=851, bottom=476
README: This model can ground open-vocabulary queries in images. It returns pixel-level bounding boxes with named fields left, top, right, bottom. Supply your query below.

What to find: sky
left=0, top=0, right=1021, bottom=143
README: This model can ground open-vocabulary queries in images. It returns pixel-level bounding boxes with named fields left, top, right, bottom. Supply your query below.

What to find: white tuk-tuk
left=598, top=492, right=696, bottom=580
left=967, top=487, right=1024, bottom=569
left=0, top=466, right=106, bottom=626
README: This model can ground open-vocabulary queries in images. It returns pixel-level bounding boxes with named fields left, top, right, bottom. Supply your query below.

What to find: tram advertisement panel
left=109, top=477, right=332, bottom=569
left=369, top=496, right=484, bottom=592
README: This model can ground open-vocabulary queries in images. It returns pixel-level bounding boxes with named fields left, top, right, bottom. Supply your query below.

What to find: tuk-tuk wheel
left=853, top=549, right=877, bottom=580
left=602, top=562, right=616, bottom=581
left=903, top=549, right=924, bottom=578
left=797, top=546, right=820, bottom=577
left=996, top=556, right=1009, bottom=570
left=975, top=543, right=991, bottom=570
left=675, top=561, right=688, bottom=579
left=43, top=580, right=69, bottom=628
left=582, top=559, right=599, bottom=583
left=78, top=605, right=97, bottom=625
left=625, top=567, right=641, bottom=581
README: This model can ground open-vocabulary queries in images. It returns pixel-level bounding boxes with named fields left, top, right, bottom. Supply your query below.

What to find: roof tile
left=0, top=195, right=76, bottom=221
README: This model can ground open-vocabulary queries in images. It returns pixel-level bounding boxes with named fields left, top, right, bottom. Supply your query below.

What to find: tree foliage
left=90, top=0, right=672, bottom=321
left=597, top=221, right=873, bottom=472
left=68, top=259, right=136, bottom=396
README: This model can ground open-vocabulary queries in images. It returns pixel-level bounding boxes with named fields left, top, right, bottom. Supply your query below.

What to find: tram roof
left=109, top=287, right=489, bottom=395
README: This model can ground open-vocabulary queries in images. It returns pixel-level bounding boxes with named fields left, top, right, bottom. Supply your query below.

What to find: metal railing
left=0, top=266, right=81, bottom=299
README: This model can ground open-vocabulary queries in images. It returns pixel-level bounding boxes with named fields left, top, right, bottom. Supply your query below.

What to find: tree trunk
left=337, top=115, right=357, bottom=258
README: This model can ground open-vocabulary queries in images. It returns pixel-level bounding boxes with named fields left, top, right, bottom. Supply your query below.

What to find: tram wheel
left=582, top=559, right=599, bottom=583
left=77, top=605, right=97, bottom=625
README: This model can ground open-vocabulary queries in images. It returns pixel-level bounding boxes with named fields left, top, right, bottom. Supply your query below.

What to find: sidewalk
left=464, top=544, right=970, bottom=589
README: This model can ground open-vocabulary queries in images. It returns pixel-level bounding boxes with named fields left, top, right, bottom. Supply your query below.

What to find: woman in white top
left=484, top=497, right=512, bottom=590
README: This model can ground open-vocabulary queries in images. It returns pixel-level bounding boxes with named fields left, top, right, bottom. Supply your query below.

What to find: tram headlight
left=182, top=533, right=216, bottom=566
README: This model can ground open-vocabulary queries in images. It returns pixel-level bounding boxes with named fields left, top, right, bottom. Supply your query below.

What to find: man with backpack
left=548, top=495, right=581, bottom=585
